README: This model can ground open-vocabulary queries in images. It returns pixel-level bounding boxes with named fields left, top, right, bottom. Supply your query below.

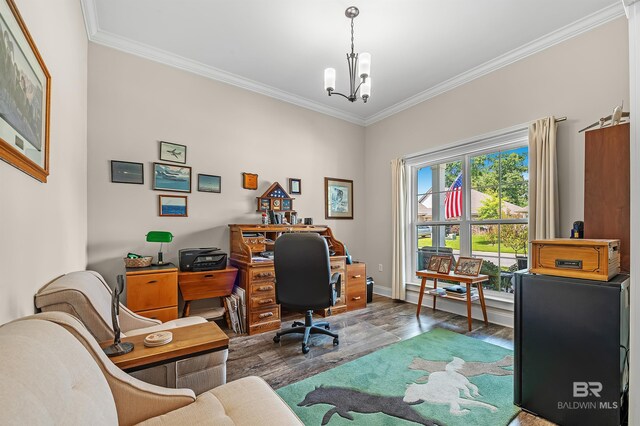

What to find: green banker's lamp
left=146, top=231, right=173, bottom=265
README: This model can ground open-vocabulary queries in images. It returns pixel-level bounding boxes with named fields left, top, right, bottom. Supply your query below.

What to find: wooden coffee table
left=100, top=322, right=229, bottom=372
left=415, top=270, right=489, bottom=331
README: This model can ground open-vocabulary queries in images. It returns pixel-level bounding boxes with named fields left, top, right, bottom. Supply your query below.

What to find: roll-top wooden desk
left=228, top=224, right=365, bottom=335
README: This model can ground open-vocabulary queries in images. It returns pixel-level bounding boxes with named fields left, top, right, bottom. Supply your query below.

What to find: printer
left=179, top=248, right=227, bottom=272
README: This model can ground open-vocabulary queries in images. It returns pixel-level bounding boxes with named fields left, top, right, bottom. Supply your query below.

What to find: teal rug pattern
left=277, top=328, right=519, bottom=426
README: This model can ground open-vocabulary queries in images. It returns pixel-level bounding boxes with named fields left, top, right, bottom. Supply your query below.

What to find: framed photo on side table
left=158, top=195, right=188, bottom=217
left=435, top=255, right=453, bottom=274
left=153, top=163, right=191, bottom=193
left=325, top=177, right=353, bottom=219
left=111, top=161, right=144, bottom=184
left=0, top=0, right=51, bottom=182
left=159, top=141, right=186, bottom=164
left=454, top=257, right=483, bottom=276
left=427, top=256, right=441, bottom=272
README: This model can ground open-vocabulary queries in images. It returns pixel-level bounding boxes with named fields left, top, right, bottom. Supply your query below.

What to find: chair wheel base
left=273, top=335, right=280, bottom=343
left=302, top=344, right=310, bottom=354
left=333, top=337, right=339, bottom=346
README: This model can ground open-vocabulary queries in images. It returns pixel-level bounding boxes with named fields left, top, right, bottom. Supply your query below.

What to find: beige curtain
left=529, top=117, right=560, bottom=240
left=391, top=158, right=406, bottom=300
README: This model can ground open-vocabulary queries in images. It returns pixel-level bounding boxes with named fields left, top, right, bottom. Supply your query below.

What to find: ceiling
left=81, top=0, right=624, bottom=126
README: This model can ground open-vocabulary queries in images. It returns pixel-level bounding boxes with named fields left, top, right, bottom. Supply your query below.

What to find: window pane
left=441, top=160, right=463, bottom=191
left=416, top=225, right=460, bottom=271
left=471, top=153, right=499, bottom=189
left=501, top=184, right=528, bottom=219
left=416, top=195, right=433, bottom=222
left=499, top=147, right=528, bottom=188
left=472, top=186, right=500, bottom=220
left=499, top=223, right=529, bottom=259
left=417, top=166, right=432, bottom=197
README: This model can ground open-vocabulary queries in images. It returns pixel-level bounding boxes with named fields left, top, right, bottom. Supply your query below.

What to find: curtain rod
left=556, top=116, right=567, bottom=122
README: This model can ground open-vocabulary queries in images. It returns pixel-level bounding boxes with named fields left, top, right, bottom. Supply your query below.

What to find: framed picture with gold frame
left=242, top=172, right=258, bottom=190
left=454, top=257, right=483, bottom=276
left=0, top=0, right=51, bottom=182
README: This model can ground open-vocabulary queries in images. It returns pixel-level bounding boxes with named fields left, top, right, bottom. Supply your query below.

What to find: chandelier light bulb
left=324, top=68, right=336, bottom=91
left=358, top=52, right=371, bottom=79
left=361, top=78, right=371, bottom=102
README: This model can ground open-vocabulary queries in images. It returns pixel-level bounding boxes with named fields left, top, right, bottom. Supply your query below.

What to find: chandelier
left=323, top=6, right=371, bottom=103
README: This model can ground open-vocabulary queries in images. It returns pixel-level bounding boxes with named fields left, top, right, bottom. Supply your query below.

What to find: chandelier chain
left=350, top=18, right=355, bottom=55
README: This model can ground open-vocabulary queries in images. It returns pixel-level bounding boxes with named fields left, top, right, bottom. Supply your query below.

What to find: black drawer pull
left=204, top=274, right=214, bottom=278
left=147, top=280, right=158, bottom=284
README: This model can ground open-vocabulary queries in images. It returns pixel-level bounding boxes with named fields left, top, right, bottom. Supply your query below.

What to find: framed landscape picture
left=0, top=0, right=51, bottom=182
left=325, top=177, right=353, bottom=219
left=153, top=162, right=191, bottom=193
left=111, top=160, right=143, bottom=184
left=198, top=174, right=221, bottom=193
left=159, top=141, right=186, bottom=164
left=158, top=195, right=187, bottom=217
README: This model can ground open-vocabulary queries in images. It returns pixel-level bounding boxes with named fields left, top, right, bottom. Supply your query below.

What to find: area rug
left=276, top=328, right=519, bottom=426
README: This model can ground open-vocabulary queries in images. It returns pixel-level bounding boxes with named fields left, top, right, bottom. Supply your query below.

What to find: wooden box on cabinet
left=346, top=262, right=367, bottom=311
left=126, top=264, right=178, bottom=321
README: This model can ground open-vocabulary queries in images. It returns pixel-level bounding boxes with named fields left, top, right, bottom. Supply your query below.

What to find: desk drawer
left=178, top=269, right=237, bottom=300
left=127, top=272, right=177, bottom=311
left=251, top=282, right=276, bottom=295
left=330, top=260, right=345, bottom=272
left=136, top=306, right=178, bottom=322
left=347, top=285, right=366, bottom=310
left=251, top=268, right=275, bottom=282
left=250, top=295, right=277, bottom=310
left=250, top=306, right=280, bottom=324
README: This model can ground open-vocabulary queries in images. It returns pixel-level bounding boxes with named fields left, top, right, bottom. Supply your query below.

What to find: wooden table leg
left=476, top=282, right=489, bottom=326
left=432, top=279, right=438, bottom=311
left=466, top=283, right=473, bottom=331
left=416, top=276, right=427, bottom=316
left=182, top=301, right=192, bottom=318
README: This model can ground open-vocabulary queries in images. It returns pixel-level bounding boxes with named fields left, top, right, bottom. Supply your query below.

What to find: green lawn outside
left=417, top=235, right=525, bottom=255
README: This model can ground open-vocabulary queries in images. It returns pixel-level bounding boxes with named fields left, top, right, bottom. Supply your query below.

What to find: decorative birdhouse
left=256, top=182, right=295, bottom=212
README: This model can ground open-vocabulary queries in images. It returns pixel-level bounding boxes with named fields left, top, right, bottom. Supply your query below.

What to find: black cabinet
left=514, top=273, right=629, bottom=426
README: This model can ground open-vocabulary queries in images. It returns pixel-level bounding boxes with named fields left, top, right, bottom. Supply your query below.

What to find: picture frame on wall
left=242, top=172, right=258, bottom=190
left=158, top=195, right=188, bottom=217
left=454, top=257, right=483, bottom=276
left=159, top=141, right=186, bottom=164
left=153, top=162, right=191, bottom=193
left=0, top=0, right=51, bottom=183
left=289, top=178, right=301, bottom=195
left=111, top=160, right=144, bottom=184
left=197, top=174, right=221, bottom=193
left=325, top=177, right=353, bottom=219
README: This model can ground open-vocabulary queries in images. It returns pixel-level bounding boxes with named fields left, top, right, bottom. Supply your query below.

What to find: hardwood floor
left=222, top=294, right=554, bottom=426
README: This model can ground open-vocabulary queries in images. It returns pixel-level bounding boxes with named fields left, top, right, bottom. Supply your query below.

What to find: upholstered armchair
left=35, top=270, right=226, bottom=394
left=0, top=312, right=301, bottom=426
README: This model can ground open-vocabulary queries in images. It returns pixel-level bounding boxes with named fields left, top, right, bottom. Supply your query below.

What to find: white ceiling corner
left=81, top=0, right=624, bottom=127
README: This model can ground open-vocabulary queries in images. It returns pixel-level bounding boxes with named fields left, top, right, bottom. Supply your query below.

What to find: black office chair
left=273, top=233, right=340, bottom=354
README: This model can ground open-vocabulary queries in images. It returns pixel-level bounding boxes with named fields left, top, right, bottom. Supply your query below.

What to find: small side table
left=99, top=322, right=229, bottom=372
left=178, top=266, right=238, bottom=318
left=415, top=270, right=489, bottom=331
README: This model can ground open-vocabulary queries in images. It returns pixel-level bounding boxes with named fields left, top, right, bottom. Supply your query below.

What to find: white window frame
left=405, top=126, right=529, bottom=301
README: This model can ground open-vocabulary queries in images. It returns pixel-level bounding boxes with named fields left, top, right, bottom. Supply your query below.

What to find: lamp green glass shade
left=146, top=231, right=173, bottom=265
left=146, top=231, right=173, bottom=243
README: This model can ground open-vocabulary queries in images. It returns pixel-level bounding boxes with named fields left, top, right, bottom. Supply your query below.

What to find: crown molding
left=80, top=1, right=623, bottom=128
left=364, top=3, right=625, bottom=126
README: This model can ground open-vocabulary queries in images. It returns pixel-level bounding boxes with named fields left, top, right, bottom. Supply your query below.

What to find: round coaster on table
left=144, top=331, right=173, bottom=347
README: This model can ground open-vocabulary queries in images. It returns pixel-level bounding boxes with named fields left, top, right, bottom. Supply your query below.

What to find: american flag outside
left=444, top=173, right=463, bottom=219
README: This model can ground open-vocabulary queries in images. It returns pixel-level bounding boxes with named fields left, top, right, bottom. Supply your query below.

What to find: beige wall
left=87, top=44, right=366, bottom=296
left=0, top=0, right=88, bottom=324
left=364, top=18, right=629, bottom=289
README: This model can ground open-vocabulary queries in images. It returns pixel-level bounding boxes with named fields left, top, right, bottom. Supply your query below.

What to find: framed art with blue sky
left=198, top=174, right=221, bottom=193
left=153, top=162, right=191, bottom=193
left=158, top=195, right=187, bottom=217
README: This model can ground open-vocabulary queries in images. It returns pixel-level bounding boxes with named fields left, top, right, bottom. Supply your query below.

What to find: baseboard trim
left=372, top=285, right=392, bottom=297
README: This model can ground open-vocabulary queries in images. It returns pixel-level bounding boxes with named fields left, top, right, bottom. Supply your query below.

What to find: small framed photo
left=198, top=174, right=221, bottom=193
left=243, top=172, right=258, bottom=190
left=434, top=255, right=453, bottom=274
left=158, top=195, right=188, bottom=217
left=282, top=199, right=292, bottom=211
left=289, top=178, right=301, bottom=195
left=325, top=177, right=353, bottom=219
left=427, top=256, right=441, bottom=272
left=153, top=163, right=191, bottom=193
left=111, top=161, right=144, bottom=184
left=159, top=141, right=187, bottom=164
left=454, top=257, right=484, bottom=276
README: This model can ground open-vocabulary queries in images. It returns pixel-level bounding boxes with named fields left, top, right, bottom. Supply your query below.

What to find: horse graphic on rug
left=298, top=386, right=445, bottom=426
left=404, top=357, right=499, bottom=416
left=409, top=355, right=513, bottom=382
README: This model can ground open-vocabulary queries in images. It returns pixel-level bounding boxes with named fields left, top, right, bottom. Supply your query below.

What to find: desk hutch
left=228, top=224, right=366, bottom=335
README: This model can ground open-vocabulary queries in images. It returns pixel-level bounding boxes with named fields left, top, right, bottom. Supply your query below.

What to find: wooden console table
left=416, top=270, right=489, bottom=331
left=99, top=322, right=229, bottom=372
left=178, top=266, right=238, bottom=317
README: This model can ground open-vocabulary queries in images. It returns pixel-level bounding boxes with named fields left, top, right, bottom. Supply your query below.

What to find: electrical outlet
left=378, top=264, right=383, bottom=272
